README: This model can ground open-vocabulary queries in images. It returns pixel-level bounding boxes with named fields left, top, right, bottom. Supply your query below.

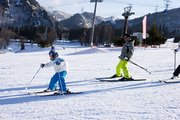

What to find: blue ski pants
left=49, top=71, right=67, bottom=92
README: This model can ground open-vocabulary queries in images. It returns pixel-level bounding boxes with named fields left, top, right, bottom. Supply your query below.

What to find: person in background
left=171, top=42, right=180, bottom=79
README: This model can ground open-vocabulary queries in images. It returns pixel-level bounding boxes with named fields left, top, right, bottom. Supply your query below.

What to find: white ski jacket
left=44, top=57, right=68, bottom=73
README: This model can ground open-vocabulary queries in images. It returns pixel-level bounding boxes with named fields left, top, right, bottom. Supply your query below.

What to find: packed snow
left=0, top=39, right=180, bottom=120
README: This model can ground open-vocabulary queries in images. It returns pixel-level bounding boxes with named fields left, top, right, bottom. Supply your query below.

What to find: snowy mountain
left=60, top=12, right=106, bottom=29
left=48, top=10, right=72, bottom=21
left=1, top=0, right=179, bottom=35
left=105, top=16, right=119, bottom=21
left=49, top=10, right=119, bottom=29
left=0, top=0, right=63, bottom=29
left=56, top=7, right=180, bottom=34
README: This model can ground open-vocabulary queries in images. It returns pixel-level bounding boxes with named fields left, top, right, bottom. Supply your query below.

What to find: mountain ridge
left=51, top=7, right=180, bottom=35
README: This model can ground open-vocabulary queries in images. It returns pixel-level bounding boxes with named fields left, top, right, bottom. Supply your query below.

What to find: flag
left=142, top=15, right=147, bottom=39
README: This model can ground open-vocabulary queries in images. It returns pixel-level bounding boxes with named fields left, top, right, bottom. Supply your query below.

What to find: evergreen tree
left=146, top=22, right=167, bottom=47
left=98, top=26, right=105, bottom=44
left=37, top=26, right=57, bottom=48
left=174, top=36, right=180, bottom=43
left=112, top=37, right=124, bottom=46
left=56, top=29, right=63, bottom=40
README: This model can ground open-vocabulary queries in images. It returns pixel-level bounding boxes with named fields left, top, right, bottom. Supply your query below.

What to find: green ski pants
left=116, top=60, right=131, bottom=78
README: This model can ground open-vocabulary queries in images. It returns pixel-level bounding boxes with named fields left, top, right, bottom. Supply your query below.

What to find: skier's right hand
left=40, top=63, right=45, bottom=68
left=56, top=61, right=60, bottom=65
left=174, top=49, right=178, bottom=53
left=124, top=57, right=129, bottom=61
left=118, top=56, right=121, bottom=59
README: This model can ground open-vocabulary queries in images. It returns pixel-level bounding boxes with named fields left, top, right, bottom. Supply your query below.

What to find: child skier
left=111, top=33, right=135, bottom=80
left=40, top=49, right=69, bottom=94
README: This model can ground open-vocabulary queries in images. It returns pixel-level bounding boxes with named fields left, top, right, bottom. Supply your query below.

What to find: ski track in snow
left=0, top=40, right=180, bottom=120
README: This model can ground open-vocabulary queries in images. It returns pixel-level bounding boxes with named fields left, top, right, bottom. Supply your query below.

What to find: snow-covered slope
left=0, top=40, right=180, bottom=120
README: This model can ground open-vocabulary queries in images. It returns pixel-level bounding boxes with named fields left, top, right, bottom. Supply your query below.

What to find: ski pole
left=129, top=60, right=151, bottom=74
left=174, top=51, right=176, bottom=70
left=58, top=66, right=64, bottom=95
left=25, top=67, right=41, bottom=91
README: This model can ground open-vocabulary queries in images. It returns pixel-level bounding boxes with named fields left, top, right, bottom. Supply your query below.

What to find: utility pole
left=89, top=0, right=103, bottom=47
left=164, top=0, right=171, bottom=13
left=155, top=5, right=158, bottom=13
left=122, top=5, right=134, bottom=36
left=81, top=7, right=84, bottom=13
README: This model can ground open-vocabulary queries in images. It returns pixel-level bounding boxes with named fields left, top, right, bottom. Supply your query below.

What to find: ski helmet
left=51, top=46, right=55, bottom=51
left=49, top=50, right=58, bottom=58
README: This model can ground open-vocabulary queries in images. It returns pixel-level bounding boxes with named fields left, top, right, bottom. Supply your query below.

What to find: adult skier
left=171, top=43, right=180, bottom=79
left=111, top=33, right=135, bottom=80
left=40, top=49, right=69, bottom=94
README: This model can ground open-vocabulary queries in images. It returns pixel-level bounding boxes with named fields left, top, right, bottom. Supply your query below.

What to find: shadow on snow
left=0, top=80, right=175, bottom=105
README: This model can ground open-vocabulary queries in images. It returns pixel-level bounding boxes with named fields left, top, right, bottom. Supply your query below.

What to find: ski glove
left=55, top=61, right=60, bottom=65
left=118, top=56, right=129, bottom=61
left=40, top=63, right=45, bottom=68
left=174, top=49, right=178, bottom=53
left=124, top=57, right=129, bottom=61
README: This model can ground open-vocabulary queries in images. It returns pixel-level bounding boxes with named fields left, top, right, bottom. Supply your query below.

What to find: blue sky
left=36, top=0, right=180, bottom=19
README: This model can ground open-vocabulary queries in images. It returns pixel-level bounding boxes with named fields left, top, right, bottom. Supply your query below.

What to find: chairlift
left=7, top=13, right=12, bottom=18
left=38, top=11, right=43, bottom=17
left=164, top=10, right=168, bottom=14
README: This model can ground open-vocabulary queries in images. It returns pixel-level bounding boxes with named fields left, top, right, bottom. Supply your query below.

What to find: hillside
left=1, top=0, right=179, bottom=34
left=0, top=0, right=63, bottom=29
left=58, top=7, right=180, bottom=36
left=114, top=8, right=180, bottom=33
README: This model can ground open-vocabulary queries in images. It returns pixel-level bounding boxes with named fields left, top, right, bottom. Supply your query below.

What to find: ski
left=95, top=77, right=123, bottom=81
left=95, top=77, right=122, bottom=80
left=97, top=78, right=146, bottom=82
left=28, top=89, right=59, bottom=95
left=159, top=79, right=180, bottom=83
left=38, top=92, right=83, bottom=96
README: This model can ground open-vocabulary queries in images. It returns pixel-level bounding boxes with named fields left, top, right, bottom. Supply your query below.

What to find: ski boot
left=111, top=74, right=122, bottom=78
left=118, top=77, right=134, bottom=81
